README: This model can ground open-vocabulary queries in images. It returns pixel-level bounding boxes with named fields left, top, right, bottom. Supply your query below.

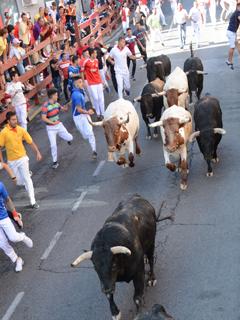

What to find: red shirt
left=76, top=45, right=88, bottom=58
left=83, top=58, right=102, bottom=85
left=59, top=60, right=70, bottom=79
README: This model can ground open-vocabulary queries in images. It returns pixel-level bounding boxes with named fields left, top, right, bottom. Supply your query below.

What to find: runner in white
left=108, top=37, right=137, bottom=99
left=6, top=71, right=28, bottom=130
left=189, top=1, right=203, bottom=48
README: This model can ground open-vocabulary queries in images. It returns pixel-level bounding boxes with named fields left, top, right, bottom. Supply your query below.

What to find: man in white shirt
left=9, top=38, right=25, bottom=75
left=175, top=3, right=188, bottom=49
left=120, top=2, right=130, bottom=34
left=6, top=71, right=28, bottom=130
left=189, top=1, right=203, bottom=48
left=49, top=2, right=57, bottom=24
left=108, top=37, right=137, bottom=99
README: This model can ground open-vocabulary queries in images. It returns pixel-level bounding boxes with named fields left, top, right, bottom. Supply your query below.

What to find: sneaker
left=15, top=257, right=24, bottom=272
left=131, top=76, right=136, bottom=81
left=52, top=162, right=59, bottom=169
left=22, top=235, right=33, bottom=248
left=31, top=202, right=39, bottom=209
left=225, top=60, right=234, bottom=70
left=92, top=151, right=97, bottom=160
left=67, top=141, right=72, bottom=145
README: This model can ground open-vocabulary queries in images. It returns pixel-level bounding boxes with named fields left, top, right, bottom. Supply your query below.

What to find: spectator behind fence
left=19, top=13, right=30, bottom=48
left=9, top=39, right=26, bottom=75
left=0, top=28, right=8, bottom=63
left=33, top=18, right=44, bottom=43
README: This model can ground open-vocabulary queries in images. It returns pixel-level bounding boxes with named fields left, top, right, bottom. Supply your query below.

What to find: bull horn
left=154, top=61, right=163, bottom=65
left=110, top=246, right=131, bottom=255
left=196, top=70, right=208, bottom=75
left=179, top=116, right=191, bottom=124
left=149, top=120, right=163, bottom=127
left=213, top=128, right=226, bottom=135
left=71, top=251, right=93, bottom=267
left=151, top=91, right=166, bottom=97
left=120, top=113, right=130, bottom=124
left=87, top=116, right=103, bottom=127
left=133, top=96, right=142, bottom=102
left=189, top=131, right=200, bottom=142
left=185, top=71, right=190, bottom=75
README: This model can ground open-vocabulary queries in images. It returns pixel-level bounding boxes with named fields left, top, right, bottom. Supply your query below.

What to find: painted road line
left=1, top=292, right=25, bottom=320
left=41, top=232, right=62, bottom=260
left=93, top=160, right=106, bottom=177
left=72, top=191, right=88, bottom=212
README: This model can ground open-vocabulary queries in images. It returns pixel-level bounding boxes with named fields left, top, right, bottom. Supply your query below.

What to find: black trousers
left=127, top=57, right=136, bottom=77
left=137, top=44, right=147, bottom=63
left=63, top=78, right=69, bottom=101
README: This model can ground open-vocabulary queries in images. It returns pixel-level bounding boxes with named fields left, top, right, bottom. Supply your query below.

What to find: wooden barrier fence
left=0, top=4, right=121, bottom=126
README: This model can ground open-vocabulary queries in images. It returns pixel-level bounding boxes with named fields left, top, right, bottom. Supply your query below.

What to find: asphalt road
left=1, top=9, right=240, bottom=320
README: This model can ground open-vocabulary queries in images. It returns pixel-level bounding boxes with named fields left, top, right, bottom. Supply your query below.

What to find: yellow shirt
left=0, top=125, right=32, bottom=161
left=0, top=37, right=7, bottom=57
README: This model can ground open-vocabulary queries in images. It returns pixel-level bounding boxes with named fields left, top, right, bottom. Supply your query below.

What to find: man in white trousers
left=0, top=181, right=33, bottom=272
left=6, top=71, right=28, bottom=130
left=108, top=37, right=137, bottom=99
left=189, top=1, right=203, bottom=48
left=120, top=2, right=130, bottom=34
left=0, top=111, right=42, bottom=209
left=42, top=88, right=73, bottom=169
left=83, top=48, right=105, bottom=120
left=71, top=77, right=97, bottom=160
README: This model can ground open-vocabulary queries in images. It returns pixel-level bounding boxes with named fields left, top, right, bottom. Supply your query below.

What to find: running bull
left=134, top=78, right=165, bottom=139
left=183, top=43, right=206, bottom=103
left=149, top=105, right=192, bottom=190
left=88, top=99, right=141, bottom=167
left=146, top=54, right=171, bottom=82
left=189, top=96, right=226, bottom=176
left=71, top=194, right=158, bottom=320
left=134, top=304, right=174, bottom=320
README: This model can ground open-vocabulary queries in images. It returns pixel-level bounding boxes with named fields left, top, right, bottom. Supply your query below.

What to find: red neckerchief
left=7, top=124, right=17, bottom=132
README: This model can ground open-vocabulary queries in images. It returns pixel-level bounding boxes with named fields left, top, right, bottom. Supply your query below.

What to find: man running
left=125, top=28, right=137, bottom=81
left=133, top=22, right=149, bottom=63
left=42, top=88, right=73, bottom=169
left=71, top=77, right=97, bottom=160
left=0, top=111, right=42, bottom=209
left=0, top=181, right=33, bottom=272
left=5, top=71, right=28, bottom=130
left=108, top=36, right=137, bottom=99
left=82, top=48, right=105, bottom=120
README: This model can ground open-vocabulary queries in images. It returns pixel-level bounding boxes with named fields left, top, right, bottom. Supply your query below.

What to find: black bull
left=189, top=96, right=226, bottom=176
left=147, top=55, right=171, bottom=82
left=71, top=194, right=169, bottom=319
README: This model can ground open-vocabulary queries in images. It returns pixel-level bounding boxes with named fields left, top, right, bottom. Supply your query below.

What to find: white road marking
left=72, top=191, right=88, bottom=212
left=93, top=160, right=106, bottom=177
left=1, top=292, right=24, bottom=320
left=41, top=232, right=62, bottom=260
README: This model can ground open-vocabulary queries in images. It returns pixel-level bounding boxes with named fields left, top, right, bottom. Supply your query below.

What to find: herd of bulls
left=71, top=46, right=226, bottom=319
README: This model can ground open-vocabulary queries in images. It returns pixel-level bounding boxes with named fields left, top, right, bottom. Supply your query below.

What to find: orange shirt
left=83, top=58, right=102, bottom=85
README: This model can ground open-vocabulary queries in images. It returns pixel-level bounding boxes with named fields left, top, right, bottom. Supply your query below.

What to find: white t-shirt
left=189, top=7, right=202, bottom=24
left=6, top=82, right=26, bottom=107
left=109, top=46, right=132, bottom=74
left=175, top=9, right=188, bottom=24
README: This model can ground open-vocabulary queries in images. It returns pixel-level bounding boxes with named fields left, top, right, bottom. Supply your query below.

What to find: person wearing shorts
left=226, top=2, right=240, bottom=69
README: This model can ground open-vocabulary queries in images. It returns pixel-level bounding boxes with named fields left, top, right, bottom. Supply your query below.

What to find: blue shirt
left=0, top=182, right=9, bottom=220
left=228, top=10, right=240, bottom=32
left=68, top=65, right=81, bottom=92
left=71, top=88, right=86, bottom=117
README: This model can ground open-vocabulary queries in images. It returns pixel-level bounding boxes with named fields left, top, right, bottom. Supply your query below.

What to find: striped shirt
left=42, top=102, right=61, bottom=125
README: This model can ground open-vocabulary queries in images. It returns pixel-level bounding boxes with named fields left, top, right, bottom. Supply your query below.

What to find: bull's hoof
left=180, top=183, right=188, bottom=190
left=147, top=279, right=157, bottom=287
left=112, top=312, right=121, bottom=320
left=166, top=163, right=176, bottom=172
left=117, top=157, right=127, bottom=166
left=153, top=133, right=158, bottom=138
left=212, top=157, right=219, bottom=163
left=129, top=162, right=135, bottom=168
left=144, top=256, right=149, bottom=264
left=146, top=135, right=152, bottom=140
left=206, top=171, right=213, bottom=177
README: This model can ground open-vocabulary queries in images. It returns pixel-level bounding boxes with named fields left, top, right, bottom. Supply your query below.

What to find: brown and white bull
left=161, top=67, right=189, bottom=109
left=149, top=105, right=192, bottom=190
left=89, top=99, right=141, bottom=167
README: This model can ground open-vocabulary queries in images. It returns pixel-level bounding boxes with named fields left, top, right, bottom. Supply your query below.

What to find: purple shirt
left=33, top=22, right=41, bottom=41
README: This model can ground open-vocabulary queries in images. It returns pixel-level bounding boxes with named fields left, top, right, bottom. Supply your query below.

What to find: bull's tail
left=190, top=42, right=194, bottom=58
